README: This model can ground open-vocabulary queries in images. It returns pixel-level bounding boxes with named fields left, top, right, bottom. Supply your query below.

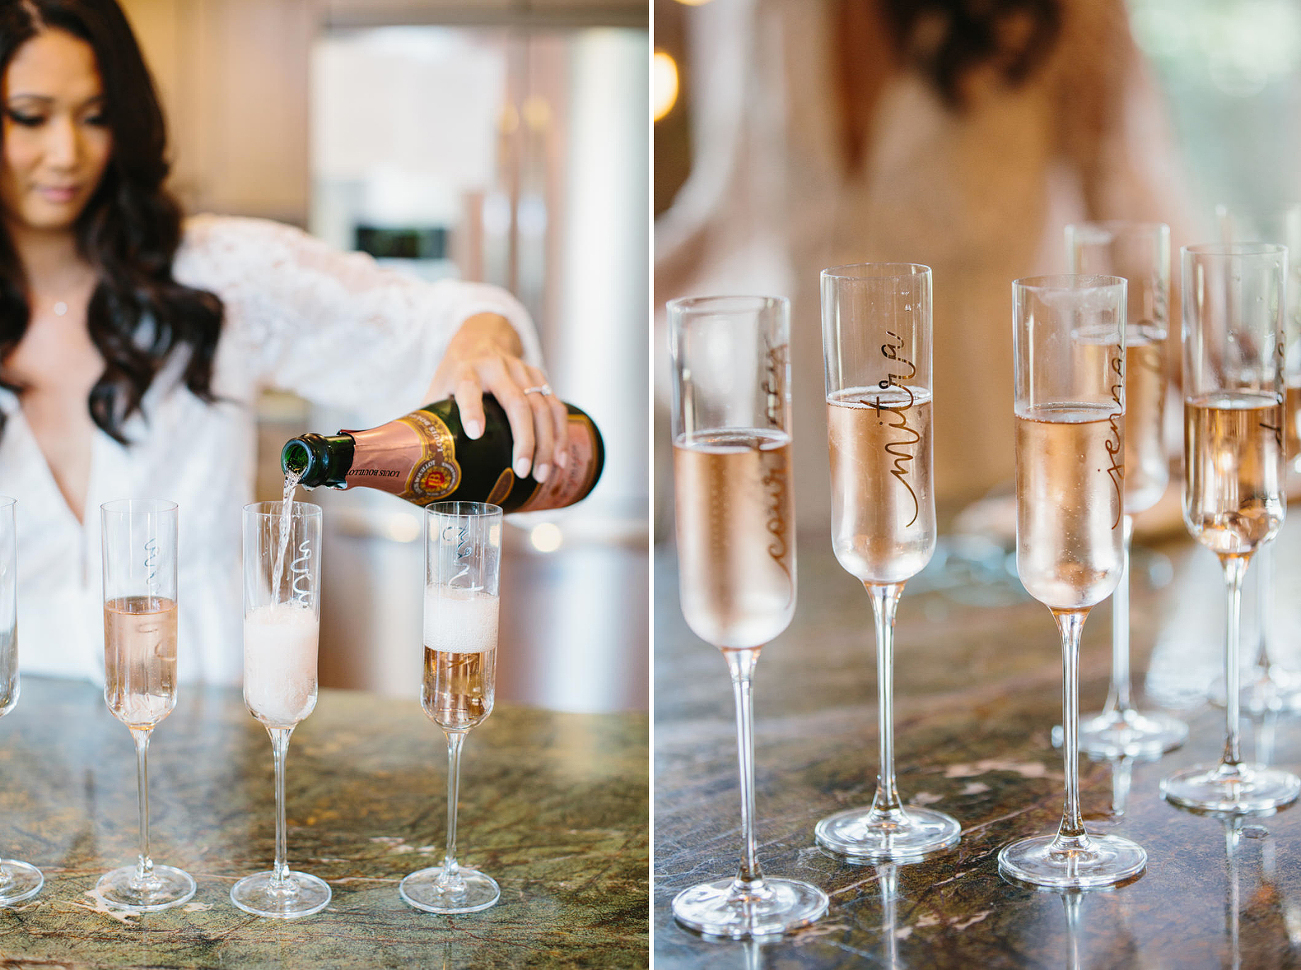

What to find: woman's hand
left=426, top=312, right=570, bottom=482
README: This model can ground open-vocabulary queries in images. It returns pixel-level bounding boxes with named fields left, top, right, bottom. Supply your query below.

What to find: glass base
left=1052, top=708, right=1188, bottom=758
left=998, top=833, right=1146, bottom=889
left=400, top=866, right=499, bottom=914
left=671, top=877, right=829, bottom=939
left=1209, top=670, right=1301, bottom=715
left=97, top=864, right=195, bottom=912
left=815, top=806, right=961, bottom=861
left=0, top=860, right=43, bottom=906
left=1161, top=762, right=1301, bottom=814
left=231, top=870, right=331, bottom=918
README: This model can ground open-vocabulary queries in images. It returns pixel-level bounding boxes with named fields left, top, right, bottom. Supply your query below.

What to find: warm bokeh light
left=675, top=0, right=714, bottom=5
left=529, top=522, right=564, bottom=553
left=653, top=50, right=679, bottom=122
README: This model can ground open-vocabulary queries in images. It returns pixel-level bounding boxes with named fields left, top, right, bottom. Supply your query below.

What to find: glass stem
left=1104, top=516, right=1135, bottom=715
left=1258, top=708, right=1277, bottom=766
left=269, top=727, right=293, bottom=887
left=1221, top=555, right=1249, bottom=769
left=1052, top=609, right=1090, bottom=846
left=1255, top=539, right=1276, bottom=675
left=724, top=647, right=765, bottom=892
left=440, top=730, right=467, bottom=887
left=132, top=727, right=154, bottom=888
left=1111, top=756, right=1133, bottom=819
left=867, top=582, right=905, bottom=820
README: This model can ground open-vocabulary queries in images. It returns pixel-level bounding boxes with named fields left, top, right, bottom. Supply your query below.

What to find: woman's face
left=0, top=29, right=112, bottom=235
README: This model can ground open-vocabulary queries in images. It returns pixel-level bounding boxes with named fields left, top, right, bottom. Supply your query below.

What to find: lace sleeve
left=173, top=214, right=542, bottom=413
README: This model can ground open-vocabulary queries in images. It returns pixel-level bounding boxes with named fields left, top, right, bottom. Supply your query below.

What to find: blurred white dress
left=656, top=0, right=1195, bottom=527
left=0, top=215, right=540, bottom=685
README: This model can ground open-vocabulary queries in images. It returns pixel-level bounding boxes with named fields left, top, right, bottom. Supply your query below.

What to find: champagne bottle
left=281, top=395, right=603, bottom=513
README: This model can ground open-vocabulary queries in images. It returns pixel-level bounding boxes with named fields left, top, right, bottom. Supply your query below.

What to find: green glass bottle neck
left=281, top=432, right=355, bottom=488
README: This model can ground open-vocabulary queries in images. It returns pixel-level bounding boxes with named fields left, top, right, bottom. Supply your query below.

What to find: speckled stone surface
left=655, top=526, right=1301, bottom=969
left=0, top=679, right=648, bottom=968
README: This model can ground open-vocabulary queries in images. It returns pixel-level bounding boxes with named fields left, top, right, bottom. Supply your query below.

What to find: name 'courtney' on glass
left=815, top=263, right=961, bottom=860
left=667, top=295, right=828, bottom=939
left=1002, top=275, right=1145, bottom=889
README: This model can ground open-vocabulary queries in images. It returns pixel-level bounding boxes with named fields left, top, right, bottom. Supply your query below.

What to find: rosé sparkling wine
left=422, top=586, right=499, bottom=731
left=827, top=387, right=934, bottom=584
left=672, top=429, right=795, bottom=650
left=1184, top=392, right=1285, bottom=556
left=1016, top=405, right=1124, bottom=611
left=271, top=472, right=302, bottom=604
left=1123, top=329, right=1169, bottom=514
left=104, top=595, right=179, bottom=728
left=1285, top=384, right=1301, bottom=472
left=243, top=603, right=319, bottom=728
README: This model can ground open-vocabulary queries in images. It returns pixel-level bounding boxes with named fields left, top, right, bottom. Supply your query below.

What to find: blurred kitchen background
left=119, top=0, right=648, bottom=712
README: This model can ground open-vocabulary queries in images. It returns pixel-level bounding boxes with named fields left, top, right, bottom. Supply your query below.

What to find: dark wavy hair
left=0, top=0, right=222, bottom=444
left=884, top=0, right=1062, bottom=107
left=835, top=0, right=1062, bottom=171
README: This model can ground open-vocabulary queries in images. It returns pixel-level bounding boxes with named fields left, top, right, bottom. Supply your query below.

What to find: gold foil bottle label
left=343, top=410, right=460, bottom=503
left=400, top=411, right=461, bottom=503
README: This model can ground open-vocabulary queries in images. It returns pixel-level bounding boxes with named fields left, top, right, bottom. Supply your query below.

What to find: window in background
left=1129, top=0, right=1301, bottom=220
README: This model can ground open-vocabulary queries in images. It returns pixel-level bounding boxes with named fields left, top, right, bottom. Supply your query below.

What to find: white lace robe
left=0, top=215, right=540, bottom=685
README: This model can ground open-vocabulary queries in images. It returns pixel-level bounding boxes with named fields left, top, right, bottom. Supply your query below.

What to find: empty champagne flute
left=0, top=497, right=41, bottom=905
left=99, top=498, right=194, bottom=911
left=1161, top=243, right=1301, bottom=813
left=667, top=295, right=828, bottom=938
left=401, top=501, right=502, bottom=914
left=1000, top=276, right=1146, bottom=888
left=1062, top=222, right=1187, bottom=757
left=814, top=263, right=961, bottom=859
left=231, top=501, right=330, bottom=918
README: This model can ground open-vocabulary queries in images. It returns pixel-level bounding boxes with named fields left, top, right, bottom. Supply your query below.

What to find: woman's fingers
left=548, top=393, right=570, bottom=469
left=476, top=356, right=537, bottom=480
left=447, top=351, right=563, bottom=483
left=510, top=360, right=556, bottom=482
left=452, top=368, right=486, bottom=439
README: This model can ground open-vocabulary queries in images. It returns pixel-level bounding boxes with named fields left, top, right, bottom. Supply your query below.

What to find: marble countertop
left=654, top=524, right=1301, bottom=969
left=0, top=677, right=648, bottom=969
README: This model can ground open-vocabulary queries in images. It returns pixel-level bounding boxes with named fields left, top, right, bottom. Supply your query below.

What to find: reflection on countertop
left=654, top=519, right=1301, bottom=968
left=0, top=676, right=648, bottom=968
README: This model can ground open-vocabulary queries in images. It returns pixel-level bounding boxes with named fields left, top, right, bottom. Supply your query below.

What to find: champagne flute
left=667, top=295, right=828, bottom=938
left=99, top=498, right=195, bottom=911
left=1161, top=243, right=1301, bottom=813
left=231, top=501, right=330, bottom=918
left=814, top=263, right=961, bottom=859
left=1215, top=204, right=1301, bottom=714
left=1062, top=222, right=1187, bottom=756
left=1000, top=275, right=1146, bottom=888
left=0, top=497, right=41, bottom=905
left=401, top=501, right=502, bottom=914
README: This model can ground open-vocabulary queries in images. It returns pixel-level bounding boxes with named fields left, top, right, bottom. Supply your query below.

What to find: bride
left=0, top=0, right=567, bottom=682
